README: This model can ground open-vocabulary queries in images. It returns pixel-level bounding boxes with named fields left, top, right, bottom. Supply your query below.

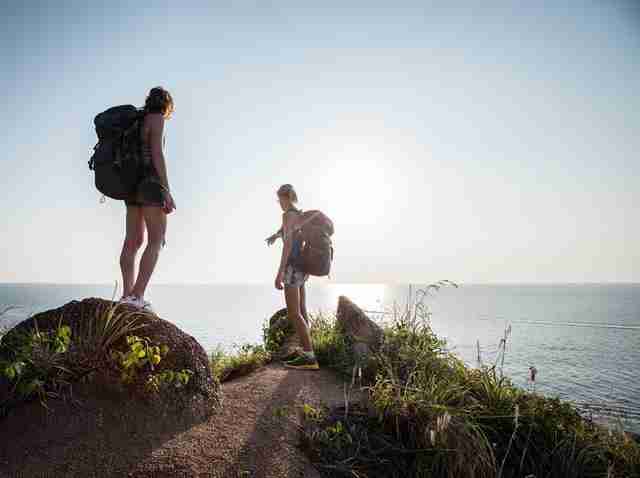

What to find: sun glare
left=323, top=147, right=394, bottom=226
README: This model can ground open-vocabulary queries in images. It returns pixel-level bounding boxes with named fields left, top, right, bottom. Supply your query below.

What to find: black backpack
left=88, top=105, right=144, bottom=200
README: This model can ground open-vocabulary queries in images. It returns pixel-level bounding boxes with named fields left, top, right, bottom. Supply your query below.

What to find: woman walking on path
left=119, top=87, right=176, bottom=312
left=273, top=184, right=319, bottom=370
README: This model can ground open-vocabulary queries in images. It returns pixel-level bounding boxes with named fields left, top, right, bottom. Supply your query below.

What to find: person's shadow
left=0, top=383, right=210, bottom=477
left=215, top=366, right=321, bottom=478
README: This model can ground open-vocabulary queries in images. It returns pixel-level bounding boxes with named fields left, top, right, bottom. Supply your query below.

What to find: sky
left=1, top=1, right=639, bottom=285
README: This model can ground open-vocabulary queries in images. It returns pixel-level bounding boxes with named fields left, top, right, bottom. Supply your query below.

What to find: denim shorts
left=283, top=264, right=308, bottom=289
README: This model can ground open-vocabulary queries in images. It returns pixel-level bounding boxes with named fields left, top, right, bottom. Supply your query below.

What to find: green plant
left=74, top=301, right=149, bottom=363
left=273, top=405, right=290, bottom=419
left=300, top=403, right=415, bottom=478
left=308, top=312, right=353, bottom=375
left=111, top=335, right=169, bottom=383
left=302, top=403, right=323, bottom=421
left=210, top=343, right=271, bottom=382
left=111, top=334, right=193, bottom=394
left=0, top=318, right=74, bottom=406
left=146, top=369, right=193, bottom=393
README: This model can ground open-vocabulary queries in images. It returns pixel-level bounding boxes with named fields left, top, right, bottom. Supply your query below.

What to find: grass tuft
left=210, top=344, right=271, bottom=383
left=308, top=312, right=354, bottom=375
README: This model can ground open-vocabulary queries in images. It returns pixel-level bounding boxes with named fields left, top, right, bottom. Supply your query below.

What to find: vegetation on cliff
left=2, top=291, right=638, bottom=477
left=298, top=286, right=640, bottom=478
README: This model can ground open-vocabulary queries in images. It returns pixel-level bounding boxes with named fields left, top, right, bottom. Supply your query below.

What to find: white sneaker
left=119, top=295, right=155, bottom=314
left=119, top=295, right=144, bottom=309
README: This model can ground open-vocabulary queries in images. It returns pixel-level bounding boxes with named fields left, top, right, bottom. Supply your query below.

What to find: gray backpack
left=295, top=210, right=334, bottom=277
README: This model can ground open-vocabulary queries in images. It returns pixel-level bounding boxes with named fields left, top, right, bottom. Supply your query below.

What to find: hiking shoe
left=280, top=348, right=303, bottom=363
left=284, top=354, right=319, bottom=370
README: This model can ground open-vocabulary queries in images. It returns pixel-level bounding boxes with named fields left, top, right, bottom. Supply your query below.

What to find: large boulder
left=0, top=298, right=220, bottom=417
left=265, top=307, right=299, bottom=358
left=336, top=296, right=383, bottom=365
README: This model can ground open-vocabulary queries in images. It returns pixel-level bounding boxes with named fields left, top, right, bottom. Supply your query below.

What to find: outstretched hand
left=266, top=235, right=277, bottom=246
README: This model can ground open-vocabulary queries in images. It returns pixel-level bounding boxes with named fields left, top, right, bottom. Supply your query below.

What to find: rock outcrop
left=266, top=307, right=299, bottom=358
left=336, top=295, right=383, bottom=367
left=0, top=298, right=220, bottom=417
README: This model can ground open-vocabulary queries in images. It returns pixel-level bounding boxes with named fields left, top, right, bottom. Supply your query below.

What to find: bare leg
left=299, top=283, right=309, bottom=325
left=284, top=286, right=313, bottom=352
left=120, top=206, right=145, bottom=298
left=131, top=206, right=166, bottom=300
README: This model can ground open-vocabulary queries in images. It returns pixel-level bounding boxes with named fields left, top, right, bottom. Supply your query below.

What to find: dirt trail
left=0, top=364, right=358, bottom=478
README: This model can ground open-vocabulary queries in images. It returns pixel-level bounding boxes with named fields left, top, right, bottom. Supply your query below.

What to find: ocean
left=1, top=282, right=638, bottom=432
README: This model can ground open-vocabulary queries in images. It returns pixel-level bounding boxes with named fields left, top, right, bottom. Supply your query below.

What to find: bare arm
left=265, top=227, right=283, bottom=245
left=149, top=114, right=170, bottom=191
left=278, top=213, right=294, bottom=276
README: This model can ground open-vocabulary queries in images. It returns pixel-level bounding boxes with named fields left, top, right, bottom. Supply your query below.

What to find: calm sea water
left=1, top=283, right=639, bottom=432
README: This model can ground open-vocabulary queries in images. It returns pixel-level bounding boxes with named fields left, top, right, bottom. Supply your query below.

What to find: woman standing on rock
left=119, top=87, right=176, bottom=312
left=273, top=184, right=319, bottom=370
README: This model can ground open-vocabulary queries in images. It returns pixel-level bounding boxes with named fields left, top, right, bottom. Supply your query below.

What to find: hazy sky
left=1, top=1, right=638, bottom=284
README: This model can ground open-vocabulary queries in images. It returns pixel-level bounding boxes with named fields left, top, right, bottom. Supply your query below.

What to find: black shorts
left=124, top=171, right=165, bottom=208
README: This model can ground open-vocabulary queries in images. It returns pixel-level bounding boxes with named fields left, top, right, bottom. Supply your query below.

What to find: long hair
left=144, top=86, right=174, bottom=118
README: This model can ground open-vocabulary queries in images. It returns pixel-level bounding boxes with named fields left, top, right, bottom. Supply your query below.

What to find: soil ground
left=0, top=364, right=360, bottom=478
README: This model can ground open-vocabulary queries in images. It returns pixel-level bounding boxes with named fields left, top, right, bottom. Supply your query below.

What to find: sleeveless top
left=140, top=114, right=164, bottom=177
left=126, top=114, right=165, bottom=207
left=283, top=208, right=304, bottom=266
left=141, top=137, right=153, bottom=168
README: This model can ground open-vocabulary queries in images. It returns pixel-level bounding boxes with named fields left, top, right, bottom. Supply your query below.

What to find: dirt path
left=0, top=364, right=358, bottom=478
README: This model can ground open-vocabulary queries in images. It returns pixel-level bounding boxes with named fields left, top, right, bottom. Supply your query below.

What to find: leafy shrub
left=111, top=335, right=193, bottom=394
left=111, top=335, right=169, bottom=383
left=0, top=319, right=74, bottom=407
